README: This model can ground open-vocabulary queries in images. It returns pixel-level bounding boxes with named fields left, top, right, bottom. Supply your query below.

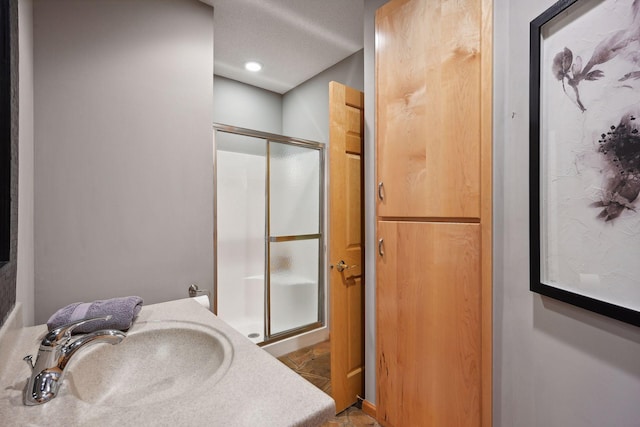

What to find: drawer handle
left=378, top=182, right=384, bottom=201
left=378, top=238, right=384, bottom=257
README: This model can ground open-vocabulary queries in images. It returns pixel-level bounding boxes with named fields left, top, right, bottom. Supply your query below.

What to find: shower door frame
left=213, top=123, right=326, bottom=346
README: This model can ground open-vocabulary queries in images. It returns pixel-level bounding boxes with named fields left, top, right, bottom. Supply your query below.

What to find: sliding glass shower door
left=214, top=125, right=324, bottom=345
left=268, top=142, right=322, bottom=336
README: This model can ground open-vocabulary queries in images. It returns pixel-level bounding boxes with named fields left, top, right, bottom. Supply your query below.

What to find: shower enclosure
left=213, top=124, right=325, bottom=345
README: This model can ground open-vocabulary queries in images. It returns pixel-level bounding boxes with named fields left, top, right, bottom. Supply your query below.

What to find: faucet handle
left=23, top=355, right=34, bottom=371
left=41, top=315, right=113, bottom=347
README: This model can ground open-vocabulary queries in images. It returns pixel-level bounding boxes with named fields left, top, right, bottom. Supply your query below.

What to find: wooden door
left=329, top=81, right=365, bottom=413
left=376, top=0, right=482, bottom=219
left=377, top=221, right=481, bottom=426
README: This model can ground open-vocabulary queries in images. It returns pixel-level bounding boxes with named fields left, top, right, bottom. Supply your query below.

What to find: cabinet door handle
left=378, top=182, right=384, bottom=201
left=378, top=238, right=384, bottom=257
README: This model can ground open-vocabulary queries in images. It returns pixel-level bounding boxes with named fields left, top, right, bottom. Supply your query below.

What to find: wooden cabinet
left=376, top=0, right=482, bottom=219
left=375, top=0, right=492, bottom=426
left=377, top=221, right=481, bottom=426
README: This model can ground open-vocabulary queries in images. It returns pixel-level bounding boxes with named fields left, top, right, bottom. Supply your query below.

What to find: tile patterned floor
left=278, top=340, right=332, bottom=395
left=322, top=406, right=382, bottom=427
left=277, top=341, right=381, bottom=427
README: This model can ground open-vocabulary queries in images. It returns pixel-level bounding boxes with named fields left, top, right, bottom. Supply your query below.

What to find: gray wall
left=214, top=50, right=365, bottom=143
left=213, top=75, right=282, bottom=134
left=33, top=0, right=214, bottom=324
left=363, top=0, right=388, bottom=405
left=16, top=0, right=34, bottom=327
left=494, top=0, right=640, bottom=425
left=0, top=0, right=18, bottom=327
left=11, top=0, right=640, bottom=421
left=282, top=50, right=364, bottom=143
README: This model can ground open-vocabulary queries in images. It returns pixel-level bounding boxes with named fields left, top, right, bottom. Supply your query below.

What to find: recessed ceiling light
left=244, top=61, right=262, bottom=72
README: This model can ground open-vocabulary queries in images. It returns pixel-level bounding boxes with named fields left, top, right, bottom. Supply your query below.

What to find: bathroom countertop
left=0, top=298, right=335, bottom=426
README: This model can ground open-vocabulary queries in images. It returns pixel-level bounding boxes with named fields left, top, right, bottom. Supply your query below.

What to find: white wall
left=282, top=50, right=364, bottom=143
left=213, top=75, right=282, bottom=134
left=494, top=0, right=640, bottom=425
left=33, top=0, right=214, bottom=323
left=16, top=0, right=34, bottom=327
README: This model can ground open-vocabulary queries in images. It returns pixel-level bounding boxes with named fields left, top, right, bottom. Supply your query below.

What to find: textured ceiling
left=201, top=0, right=364, bottom=94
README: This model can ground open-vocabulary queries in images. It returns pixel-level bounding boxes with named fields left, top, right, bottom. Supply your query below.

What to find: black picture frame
left=530, top=0, right=640, bottom=327
left=0, top=0, right=10, bottom=268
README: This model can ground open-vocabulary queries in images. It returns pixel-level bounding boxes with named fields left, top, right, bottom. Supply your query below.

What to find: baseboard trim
left=362, top=399, right=377, bottom=419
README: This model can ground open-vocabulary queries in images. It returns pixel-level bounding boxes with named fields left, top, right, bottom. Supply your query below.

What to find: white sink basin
left=65, top=320, right=233, bottom=407
left=0, top=299, right=335, bottom=426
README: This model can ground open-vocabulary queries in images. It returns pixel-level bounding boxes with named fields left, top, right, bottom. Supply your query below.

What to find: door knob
left=331, top=260, right=358, bottom=272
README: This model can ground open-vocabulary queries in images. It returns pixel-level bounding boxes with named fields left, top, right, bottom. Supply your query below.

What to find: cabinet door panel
left=377, top=221, right=481, bottom=426
left=376, top=0, right=481, bottom=218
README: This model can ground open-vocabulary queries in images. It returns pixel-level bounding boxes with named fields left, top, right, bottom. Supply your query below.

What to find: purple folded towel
left=46, top=296, right=143, bottom=334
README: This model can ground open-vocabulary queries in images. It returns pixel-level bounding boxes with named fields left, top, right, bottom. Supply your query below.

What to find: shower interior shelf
left=245, top=274, right=317, bottom=287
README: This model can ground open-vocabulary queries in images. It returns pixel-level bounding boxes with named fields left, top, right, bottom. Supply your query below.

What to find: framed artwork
left=0, top=0, right=10, bottom=268
left=530, top=0, right=640, bottom=326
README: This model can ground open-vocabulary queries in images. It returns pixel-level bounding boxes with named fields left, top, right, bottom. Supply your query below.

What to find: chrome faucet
left=23, top=316, right=126, bottom=406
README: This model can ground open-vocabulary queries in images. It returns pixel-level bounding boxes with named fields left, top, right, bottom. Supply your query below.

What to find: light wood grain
left=480, top=0, right=493, bottom=425
left=362, top=400, right=377, bottom=419
left=329, top=81, right=365, bottom=413
left=376, top=0, right=481, bottom=219
left=375, top=0, right=493, bottom=425
left=377, top=221, right=482, bottom=427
